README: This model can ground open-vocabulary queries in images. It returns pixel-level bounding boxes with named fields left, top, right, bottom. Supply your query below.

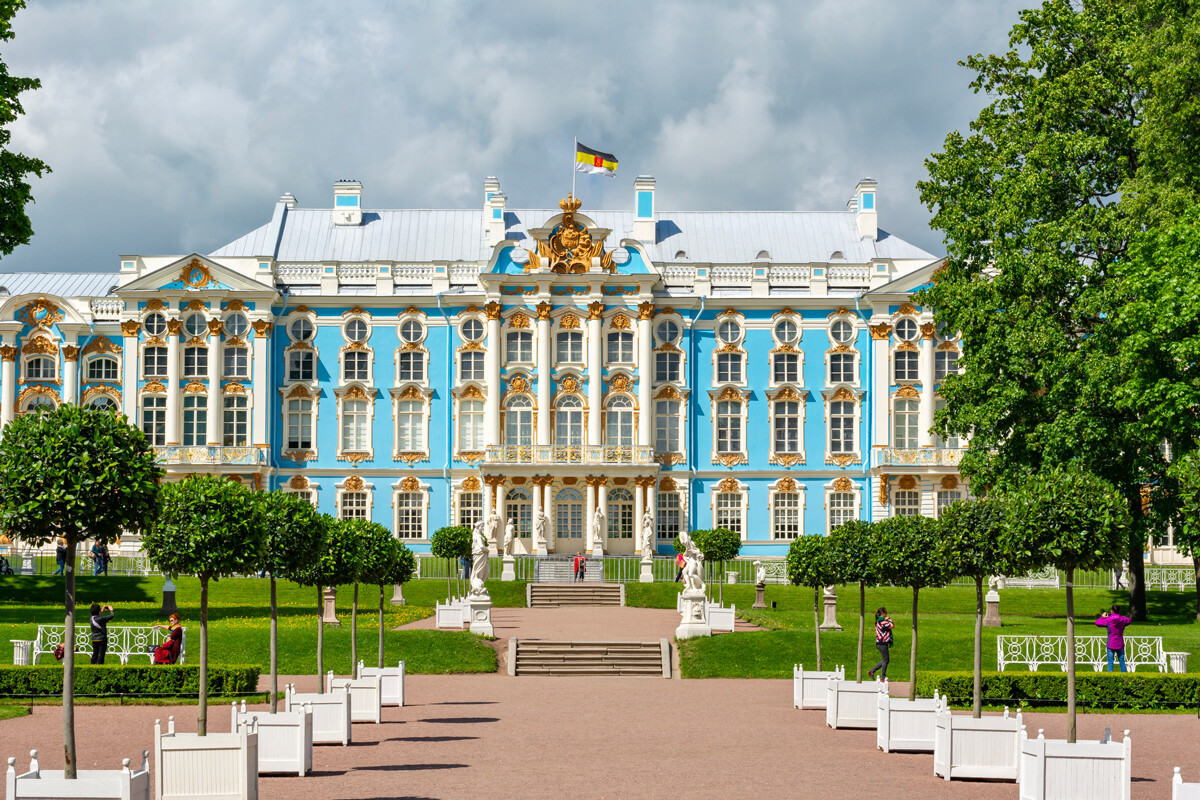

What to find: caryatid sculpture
left=534, top=510, right=550, bottom=551
left=590, top=506, right=606, bottom=551
left=468, top=520, right=490, bottom=598
left=640, top=508, right=655, bottom=556
left=503, top=518, right=516, bottom=556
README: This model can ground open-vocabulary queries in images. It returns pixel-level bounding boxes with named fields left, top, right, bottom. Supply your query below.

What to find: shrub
left=0, top=665, right=261, bottom=697
left=915, top=670, right=1200, bottom=711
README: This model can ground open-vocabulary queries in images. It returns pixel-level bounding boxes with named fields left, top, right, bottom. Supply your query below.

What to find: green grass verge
left=0, top=704, right=30, bottom=721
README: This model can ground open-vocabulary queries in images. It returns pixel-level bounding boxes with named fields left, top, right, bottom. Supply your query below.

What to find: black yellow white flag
left=575, top=142, right=618, bottom=177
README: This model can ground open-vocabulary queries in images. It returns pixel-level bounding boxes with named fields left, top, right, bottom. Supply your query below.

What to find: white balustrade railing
left=828, top=265, right=870, bottom=284
left=996, top=635, right=1166, bottom=672
left=89, top=298, right=123, bottom=320
left=393, top=265, right=434, bottom=282
left=875, top=447, right=965, bottom=467
left=276, top=264, right=323, bottom=282
left=662, top=265, right=695, bottom=287
left=336, top=264, right=376, bottom=281
left=768, top=265, right=811, bottom=286
left=710, top=266, right=753, bottom=286
left=484, top=444, right=655, bottom=465
left=450, top=264, right=482, bottom=284
left=1144, top=566, right=1197, bottom=591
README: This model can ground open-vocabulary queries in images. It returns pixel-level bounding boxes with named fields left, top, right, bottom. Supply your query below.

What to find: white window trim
left=278, top=385, right=320, bottom=460
left=891, top=342, right=920, bottom=385
left=83, top=352, right=122, bottom=385
left=821, top=387, right=864, bottom=466
left=711, top=310, right=747, bottom=388
left=653, top=343, right=686, bottom=385
left=823, top=479, right=862, bottom=534
left=220, top=388, right=252, bottom=447
left=769, top=347, right=803, bottom=389
left=394, top=343, right=429, bottom=386
left=391, top=477, right=430, bottom=540
left=335, top=384, right=377, bottom=461
left=281, top=477, right=320, bottom=508
left=825, top=346, right=861, bottom=389
left=390, top=383, right=432, bottom=462
left=767, top=479, right=806, bottom=541
left=221, top=338, right=251, bottom=380
left=339, top=342, right=374, bottom=387
left=335, top=476, right=374, bottom=521
left=141, top=342, right=169, bottom=381
left=708, top=385, right=749, bottom=466
left=453, top=384, right=487, bottom=461
left=710, top=478, right=748, bottom=540
left=891, top=390, right=921, bottom=449
left=457, top=343, right=486, bottom=386
left=652, top=385, right=688, bottom=464
left=22, top=353, right=59, bottom=383
left=767, top=386, right=808, bottom=466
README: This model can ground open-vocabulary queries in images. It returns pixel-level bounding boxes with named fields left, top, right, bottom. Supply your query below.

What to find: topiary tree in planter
left=361, top=537, right=416, bottom=668
left=871, top=514, right=948, bottom=700
left=141, top=474, right=264, bottom=735
left=1002, top=466, right=1129, bottom=742
left=827, top=519, right=877, bottom=682
left=937, top=497, right=1013, bottom=717
left=786, top=533, right=838, bottom=671
left=430, top=525, right=471, bottom=600
left=342, top=518, right=393, bottom=671
left=697, top=527, right=741, bottom=606
left=254, top=490, right=324, bottom=712
left=293, top=513, right=354, bottom=693
left=0, top=405, right=160, bottom=777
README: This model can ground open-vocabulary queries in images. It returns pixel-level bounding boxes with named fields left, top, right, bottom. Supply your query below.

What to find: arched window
left=556, top=488, right=584, bottom=540
left=504, top=395, right=533, bottom=446
left=607, top=488, right=634, bottom=539
left=605, top=395, right=634, bottom=448
left=86, top=356, right=118, bottom=382
left=22, top=394, right=56, bottom=414
left=396, top=399, right=425, bottom=452
left=25, top=356, right=56, bottom=381
left=894, top=398, right=919, bottom=449
left=87, top=394, right=118, bottom=413
left=505, top=488, right=531, bottom=537
left=555, top=395, right=583, bottom=447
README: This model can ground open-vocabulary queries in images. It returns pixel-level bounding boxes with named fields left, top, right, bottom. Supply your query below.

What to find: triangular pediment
left=118, top=254, right=277, bottom=296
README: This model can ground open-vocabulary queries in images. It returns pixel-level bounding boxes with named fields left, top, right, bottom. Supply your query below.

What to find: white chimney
left=332, top=180, right=362, bottom=226
left=853, top=178, right=877, bottom=241
left=486, top=191, right=507, bottom=247
left=633, top=175, right=656, bottom=243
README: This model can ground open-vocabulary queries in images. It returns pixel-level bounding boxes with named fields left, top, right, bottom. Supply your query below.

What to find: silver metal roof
left=0, top=271, right=119, bottom=298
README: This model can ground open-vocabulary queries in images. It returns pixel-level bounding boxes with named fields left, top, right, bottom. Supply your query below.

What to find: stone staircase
left=511, top=639, right=669, bottom=677
left=527, top=583, right=624, bottom=607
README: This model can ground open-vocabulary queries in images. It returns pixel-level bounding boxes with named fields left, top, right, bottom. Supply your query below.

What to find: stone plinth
left=500, top=555, right=516, bottom=582
left=390, top=583, right=406, bottom=606
left=321, top=587, right=340, bottom=626
left=983, top=589, right=1002, bottom=627
left=752, top=583, right=767, bottom=609
left=157, top=576, right=179, bottom=617
left=639, top=558, right=654, bottom=583
left=468, top=595, right=494, bottom=636
left=820, top=587, right=842, bottom=631
left=675, top=589, right=711, bottom=639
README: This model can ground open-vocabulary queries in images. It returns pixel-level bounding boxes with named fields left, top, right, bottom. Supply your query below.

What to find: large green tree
left=0, top=0, right=50, bottom=256
left=827, top=520, right=877, bottom=683
left=1170, top=449, right=1200, bottom=620
left=297, top=516, right=358, bottom=690
left=142, top=475, right=264, bottom=736
left=0, top=405, right=158, bottom=777
left=341, top=518, right=393, bottom=671
left=361, top=536, right=416, bottom=669
left=786, top=534, right=838, bottom=672
left=916, top=0, right=1200, bottom=622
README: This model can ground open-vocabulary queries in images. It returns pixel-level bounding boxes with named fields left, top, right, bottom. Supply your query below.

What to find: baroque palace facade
left=0, top=176, right=971, bottom=556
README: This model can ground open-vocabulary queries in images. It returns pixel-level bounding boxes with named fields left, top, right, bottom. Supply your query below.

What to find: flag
left=575, top=142, right=618, bottom=177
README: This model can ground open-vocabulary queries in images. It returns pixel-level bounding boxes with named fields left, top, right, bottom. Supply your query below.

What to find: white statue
left=533, top=510, right=549, bottom=551
left=503, top=518, right=515, bottom=555
left=484, top=508, right=501, bottom=548
left=754, top=560, right=766, bottom=586
left=680, top=531, right=705, bottom=595
left=468, top=521, right=490, bottom=598
left=591, top=506, right=606, bottom=550
left=640, top=508, right=654, bottom=556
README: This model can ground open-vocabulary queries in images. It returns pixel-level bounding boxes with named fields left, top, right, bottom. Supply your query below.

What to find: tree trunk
left=446, top=571, right=452, bottom=604
left=1127, top=493, right=1147, bottom=621
left=351, top=582, right=359, bottom=673
left=269, top=574, right=278, bottom=713
left=1066, top=568, right=1077, bottom=744
left=813, top=586, right=822, bottom=672
left=63, top=541, right=77, bottom=779
left=909, top=587, right=919, bottom=702
left=378, top=585, right=385, bottom=669
left=199, top=577, right=209, bottom=736
left=973, top=577, right=983, bottom=718
left=316, top=585, right=324, bottom=695
left=856, top=582, right=865, bottom=683
left=1194, top=561, right=1200, bottom=623
left=718, top=560, right=724, bottom=606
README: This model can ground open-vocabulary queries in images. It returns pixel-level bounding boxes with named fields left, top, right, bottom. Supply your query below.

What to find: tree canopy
left=0, top=0, right=50, bottom=257
left=143, top=475, right=264, bottom=582
left=429, top=525, right=471, bottom=561
left=255, top=490, right=325, bottom=582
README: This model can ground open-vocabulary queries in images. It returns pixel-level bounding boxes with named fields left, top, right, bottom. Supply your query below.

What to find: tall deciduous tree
left=429, top=525, right=471, bottom=601
left=0, top=0, right=50, bottom=257
left=1003, top=466, right=1129, bottom=743
left=292, top=513, right=345, bottom=693
left=254, top=491, right=324, bottom=712
left=342, top=518, right=392, bottom=672
left=786, top=534, right=838, bottom=672
left=916, top=0, right=1200, bottom=622
left=827, top=520, right=877, bottom=683
left=938, top=498, right=1013, bottom=717
left=1170, top=450, right=1200, bottom=621
left=142, top=475, right=264, bottom=736
left=871, top=515, right=947, bottom=701
left=0, top=405, right=158, bottom=777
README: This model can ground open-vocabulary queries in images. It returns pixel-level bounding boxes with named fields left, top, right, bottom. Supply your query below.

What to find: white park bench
left=30, top=624, right=186, bottom=665
left=997, top=635, right=1166, bottom=672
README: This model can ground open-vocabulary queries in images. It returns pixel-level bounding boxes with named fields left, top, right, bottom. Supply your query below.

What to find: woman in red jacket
left=151, top=613, right=183, bottom=664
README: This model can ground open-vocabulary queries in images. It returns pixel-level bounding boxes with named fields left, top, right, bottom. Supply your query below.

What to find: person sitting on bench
left=151, top=613, right=183, bottom=664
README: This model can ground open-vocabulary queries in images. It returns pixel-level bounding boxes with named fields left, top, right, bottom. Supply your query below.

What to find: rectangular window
left=828, top=491, right=854, bottom=532
left=223, top=395, right=248, bottom=446
left=772, top=493, right=801, bottom=540
left=340, top=491, right=369, bottom=520
left=460, top=399, right=484, bottom=452
left=716, top=400, right=743, bottom=453
left=506, top=331, right=532, bottom=363
left=935, top=350, right=960, bottom=380
left=829, top=353, right=855, bottom=384
left=183, top=347, right=207, bottom=378
left=657, top=492, right=681, bottom=541
left=773, top=353, right=799, bottom=384
left=395, top=399, right=425, bottom=452
left=460, top=351, right=484, bottom=381
left=397, top=351, right=425, bottom=382
left=342, top=399, right=370, bottom=452
left=556, top=332, right=583, bottom=364
left=894, top=351, right=918, bottom=382
left=224, top=346, right=249, bottom=379
left=934, top=397, right=960, bottom=449
left=655, top=351, right=681, bottom=383
left=506, top=494, right=532, bottom=536
left=936, top=490, right=962, bottom=518
left=286, top=399, right=313, bottom=450
left=288, top=350, right=314, bottom=382
left=829, top=400, right=854, bottom=453
left=654, top=400, right=681, bottom=454
left=86, top=357, right=119, bottom=382
left=894, top=490, right=921, bottom=517
left=182, top=395, right=206, bottom=446
left=606, top=332, right=634, bottom=365
left=893, top=398, right=920, bottom=449
left=141, top=395, right=166, bottom=446
left=716, top=353, right=743, bottom=383
left=774, top=400, right=801, bottom=454
left=144, top=347, right=168, bottom=378
left=343, top=350, right=368, bottom=382
left=395, top=492, right=425, bottom=539
left=458, top=491, right=482, bottom=529
left=715, top=492, right=743, bottom=535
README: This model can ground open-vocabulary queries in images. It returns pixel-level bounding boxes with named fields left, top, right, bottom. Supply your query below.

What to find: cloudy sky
left=3, top=0, right=1029, bottom=273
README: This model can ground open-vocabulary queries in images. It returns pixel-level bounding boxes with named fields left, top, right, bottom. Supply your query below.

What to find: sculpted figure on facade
left=590, top=506, right=606, bottom=551
left=503, top=518, right=515, bottom=556
left=468, top=521, right=490, bottom=598
left=680, top=531, right=705, bottom=595
left=640, top=508, right=654, bottom=556
left=533, top=510, right=549, bottom=551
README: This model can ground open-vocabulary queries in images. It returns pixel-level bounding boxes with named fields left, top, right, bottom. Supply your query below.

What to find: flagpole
left=572, top=137, right=577, bottom=200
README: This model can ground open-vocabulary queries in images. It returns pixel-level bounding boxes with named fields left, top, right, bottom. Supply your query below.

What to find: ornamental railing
left=154, top=445, right=268, bottom=466
left=874, top=447, right=964, bottom=468
left=484, top=444, right=655, bottom=465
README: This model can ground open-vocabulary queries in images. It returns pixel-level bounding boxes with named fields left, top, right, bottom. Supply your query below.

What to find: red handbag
left=53, top=644, right=65, bottom=661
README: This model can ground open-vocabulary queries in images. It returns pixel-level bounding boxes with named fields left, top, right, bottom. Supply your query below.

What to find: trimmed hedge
left=0, top=665, right=260, bottom=697
left=915, top=670, right=1200, bottom=710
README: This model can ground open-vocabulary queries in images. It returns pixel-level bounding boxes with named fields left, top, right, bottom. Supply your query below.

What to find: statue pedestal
left=390, top=583, right=406, bottom=606
left=321, top=587, right=340, bottom=626
left=675, top=588, right=712, bottom=639
left=983, top=589, right=1002, bottom=627
left=468, top=594, right=494, bottom=637
left=819, top=587, right=842, bottom=631
left=752, top=583, right=767, bottom=609
left=500, top=555, right=516, bottom=582
left=639, top=558, right=654, bottom=583
left=157, top=576, right=179, bottom=617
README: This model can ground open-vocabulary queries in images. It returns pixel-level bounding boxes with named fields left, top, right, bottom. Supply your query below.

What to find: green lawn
left=0, top=704, right=30, bottom=721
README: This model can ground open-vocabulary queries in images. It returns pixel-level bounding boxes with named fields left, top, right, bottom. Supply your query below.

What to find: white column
left=637, top=302, right=653, bottom=448
left=872, top=323, right=891, bottom=445
left=634, top=481, right=645, bottom=555
left=598, top=483, right=609, bottom=526
left=482, top=481, right=494, bottom=522
left=251, top=320, right=270, bottom=446
left=585, top=480, right=597, bottom=551
left=918, top=323, right=936, bottom=447
left=165, top=321, right=181, bottom=445
left=586, top=302, right=603, bottom=445
left=484, top=303, right=502, bottom=448
left=206, top=323, right=222, bottom=445
left=536, top=303, right=551, bottom=446
left=121, top=324, right=139, bottom=420
left=531, top=479, right=544, bottom=555
left=0, top=345, right=15, bottom=427
left=62, top=339, right=79, bottom=405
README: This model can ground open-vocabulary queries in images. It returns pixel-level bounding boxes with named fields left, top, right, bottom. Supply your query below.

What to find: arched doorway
left=554, top=487, right=584, bottom=554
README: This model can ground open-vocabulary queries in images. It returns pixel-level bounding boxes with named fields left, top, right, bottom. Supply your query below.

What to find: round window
left=895, top=318, right=919, bottom=342
left=774, top=319, right=799, bottom=345
left=345, top=319, right=368, bottom=342
left=655, top=320, right=679, bottom=345
left=289, top=318, right=315, bottom=342
left=831, top=319, right=854, bottom=343
left=183, top=313, right=207, bottom=338
left=399, top=320, right=424, bottom=343
left=144, top=312, right=167, bottom=336
left=224, top=313, right=248, bottom=337
left=461, top=318, right=484, bottom=342
left=716, top=320, right=741, bottom=344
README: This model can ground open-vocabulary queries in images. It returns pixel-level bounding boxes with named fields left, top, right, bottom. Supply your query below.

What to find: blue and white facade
left=0, top=175, right=973, bottom=556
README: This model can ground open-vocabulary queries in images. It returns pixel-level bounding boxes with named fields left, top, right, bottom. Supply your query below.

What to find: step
left=512, top=638, right=667, bottom=678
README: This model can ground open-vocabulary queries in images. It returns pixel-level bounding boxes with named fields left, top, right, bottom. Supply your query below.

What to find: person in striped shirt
left=868, top=607, right=894, bottom=680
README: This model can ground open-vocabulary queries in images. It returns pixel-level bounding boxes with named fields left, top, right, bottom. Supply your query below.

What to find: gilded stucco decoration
left=81, top=386, right=119, bottom=406
left=16, top=297, right=64, bottom=330
left=509, top=374, right=529, bottom=393
left=774, top=343, right=799, bottom=354
left=717, top=477, right=741, bottom=493
left=397, top=385, right=424, bottom=400
left=206, top=319, right=224, bottom=335
left=404, top=306, right=423, bottom=316
left=611, top=314, right=631, bottom=331
left=395, top=448, right=428, bottom=465
left=830, top=387, right=856, bottom=403
left=879, top=475, right=890, bottom=504
left=770, top=453, right=804, bottom=467
left=825, top=453, right=861, bottom=468
left=343, top=385, right=371, bottom=401
left=773, top=387, right=803, bottom=403
left=0, top=345, right=15, bottom=363
left=716, top=385, right=744, bottom=402
left=17, top=385, right=59, bottom=408
left=897, top=303, right=917, bottom=316
left=559, top=375, right=580, bottom=393
left=186, top=300, right=206, bottom=311
left=342, top=452, right=372, bottom=465
left=656, top=453, right=686, bottom=466
left=536, top=302, right=553, bottom=321
left=400, top=477, right=421, bottom=492
left=289, top=340, right=313, bottom=351
left=165, top=319, right=183, bottom=336
left=638, top=302, right=655, bottom=321
left=457, top=451, right=484, bottom=465
left=460, top=385, right=485, bottom=400
left=896, top=341, right=919, bottom=353
left=609, top=374, right=631, bottom=393
left=827, top=307, right=851, bottom=319
left=869, top=323, right=892, bottom=340
left=21, top=336, right=57, bottom=355
left=920, top=322, right=937, bottom=340
left=120, top=321, right=140, bottom=337
left=184, top=336, right=206, bottom=348
left=833, top=477, right=853, bottom=492
left=183, top=381, right=206, bottom=394
left=559, top=313, right=580, bottom=330
left=655, top=385, right=682, bottom=401
left=142, top=380, right=167, bottom=394
left=252, top=320, right=271, bottom=337
left=653, top=307, right=676, bottom=317
left=713, top=452, right=749, bottom=467
left=895, top=385, right=920, bottom=398
left=286, top=384, right=316, bottom=399
left=344, top=476, right=365, bottom=492
left=345, top=340, right=368, bottom=351
left=347, top=305, right=368, bottom=317
left=179, top=260, right=214, bottom=289
left=144, top=300, right=165, bottom=312
left=897, top=475, right=917, bottom=491
left=831, top=344, right=854, bottom=354
left=282, top=450, right=315, bottom=464
left=776, top=477, right=797, bottom=492
left=941, top=475, right=960, bottom=490
left=659, top=477, right=677, bottom=491
left=459, top=341, right=483, bottom=352
left=588, top=301, right=605, bottom=321
left=524, top=195, right=614, bottom=274
left=461, top=476, right=481, bottom=491
left=225, top=335, right=247, bottom=349
left=144, top=336, right=166, bottom=348
left=509, top=312, right=530, bottom=329
left=485, top=302, right=503, bottom=321
left=224, top=382, right=247, bottom=395
left=289, top=475, right=309, bottom=490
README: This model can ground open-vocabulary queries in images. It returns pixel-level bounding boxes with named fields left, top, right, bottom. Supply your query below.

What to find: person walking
left=91, top=542, right=110, bottom=577
left=1096, top=605, right=1131, bottom=672
left=53, top=537, right=67, bottom=575
left=89, top=603, right=114, bottom=664
left=572, top=553, right=581, bottom=582
left=868, top=607, right=894, bottom=679
left=675, top=551, right=685, bottom=583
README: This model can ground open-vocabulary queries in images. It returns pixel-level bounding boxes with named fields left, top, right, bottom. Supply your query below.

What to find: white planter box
left=877, top=691, right=943, bottom=753
left=285, top=683, right=352, bottom=746
left=1173, top=767, right=1200, bottom=799
left=707, top=603, right=736, bottom=633
left=6, top=749, right=150, bottom=800
left=357, top=660, right=405, bottom=706
left=825, top=677, right=882, bottom=729
left=325, top=672, right=383, bottom=724
left=1018, top=727, right=1131, bottom=800
left=933, top=706, right=1023, bottom=781
left=230, top=702, right=312, bottom=777
left=792, top=663, right=844, bottom=710
left=435, top=601, right=464, bottom=629
left=154, top=716, right=257, bottom=800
